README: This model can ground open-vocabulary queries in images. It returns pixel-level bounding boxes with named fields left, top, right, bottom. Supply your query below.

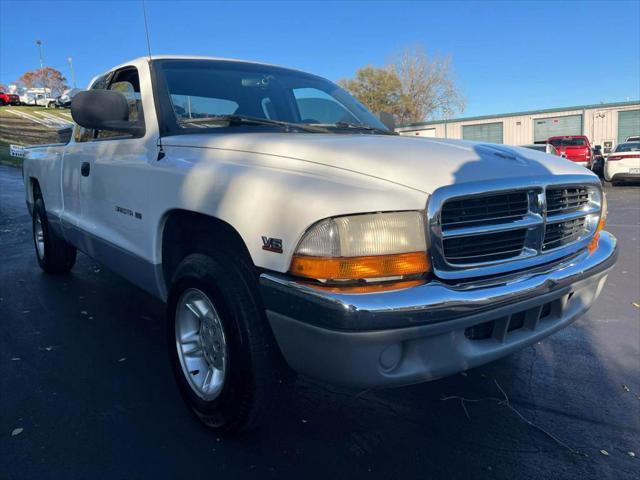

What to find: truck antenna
left=141, top=0, right=153, bottom=60
left=140, top=0, right=165, bottom=160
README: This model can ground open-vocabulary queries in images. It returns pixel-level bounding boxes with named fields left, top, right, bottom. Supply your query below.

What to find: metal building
left=396, top=101, right=640, bottom=153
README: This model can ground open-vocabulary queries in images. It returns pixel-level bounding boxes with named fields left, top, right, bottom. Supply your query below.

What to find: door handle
left=81, top=162, right=90, bottom=177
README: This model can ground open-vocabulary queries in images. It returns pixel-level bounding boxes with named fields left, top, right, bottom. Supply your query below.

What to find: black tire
left=32, top=197, right=77, bottom=274
left=167, top=251, right=281, bottom=433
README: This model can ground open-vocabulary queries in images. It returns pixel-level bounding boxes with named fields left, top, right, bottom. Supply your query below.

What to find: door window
left=74, top=67, right=144, bottom=142
left=96, top=67, right=145, bottom=139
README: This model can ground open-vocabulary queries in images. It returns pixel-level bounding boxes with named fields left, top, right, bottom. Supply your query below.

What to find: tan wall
left=398, top=104, right=640, bottom=147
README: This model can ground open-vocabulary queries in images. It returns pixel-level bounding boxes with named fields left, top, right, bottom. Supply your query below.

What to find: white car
left=520, top=143, right=563, bottom=157
left=604, top=141, right=640, bottom=184
left=22, top=56, right=617, bottom=433
left=625, top=135, right=640, bottom=142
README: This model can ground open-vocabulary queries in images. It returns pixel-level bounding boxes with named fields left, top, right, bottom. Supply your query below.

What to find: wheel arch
left=27, top=177, right=42, bottom=214
left=159, top=209, right=255, bottom=294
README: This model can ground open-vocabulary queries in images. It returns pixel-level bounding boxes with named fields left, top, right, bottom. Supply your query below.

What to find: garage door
left=618, top=109, right=640, bottom=144
left=462, top=122, right=503, bottom=143
left=533, top=115, right=582, bottom=142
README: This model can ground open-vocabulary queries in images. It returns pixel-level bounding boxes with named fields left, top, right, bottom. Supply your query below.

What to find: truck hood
left=166, top=133, right=596, bottom=193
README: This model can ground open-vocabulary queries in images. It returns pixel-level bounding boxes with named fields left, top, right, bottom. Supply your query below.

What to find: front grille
left=443, top=229, right=526, bottom=264
left=546, top=187, right=590, bottom=215
left=441, top=191, right=529, bottom=229
left=543, top=217, right=588, bottom=250
left=430, top=181, right=600, bottom=278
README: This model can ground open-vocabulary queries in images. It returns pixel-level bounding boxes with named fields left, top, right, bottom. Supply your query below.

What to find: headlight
left=289, top=211, right=430, bottom=284
left=589, top=191, right=607, bottom=254
left=599, top=191, right=608, bottom=227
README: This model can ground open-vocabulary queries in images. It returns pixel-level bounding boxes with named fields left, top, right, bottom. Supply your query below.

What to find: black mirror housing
left=71, top=90, right=143, bottom=136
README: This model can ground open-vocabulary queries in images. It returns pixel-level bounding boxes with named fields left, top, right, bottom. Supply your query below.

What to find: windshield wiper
left=312, top=121, right=398, bottom=135
left=178, top=115, right=329, bottom=133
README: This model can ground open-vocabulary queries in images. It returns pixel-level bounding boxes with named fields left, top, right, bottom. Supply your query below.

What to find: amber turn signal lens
left=289, top=251, right=430, bottom=280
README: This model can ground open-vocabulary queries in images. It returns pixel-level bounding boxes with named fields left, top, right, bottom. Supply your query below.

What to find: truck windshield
left=155, top=59, right=390, bottom=134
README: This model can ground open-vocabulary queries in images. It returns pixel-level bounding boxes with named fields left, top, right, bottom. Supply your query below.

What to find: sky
left=1, top=0, right=638, bottom=119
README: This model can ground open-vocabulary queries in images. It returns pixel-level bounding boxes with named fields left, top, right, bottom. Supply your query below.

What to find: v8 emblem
left=261, top=236, right=283, bottom=254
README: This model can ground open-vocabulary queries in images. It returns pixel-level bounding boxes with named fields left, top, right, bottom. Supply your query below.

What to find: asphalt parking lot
left=0, top=164, right=638, bottom=480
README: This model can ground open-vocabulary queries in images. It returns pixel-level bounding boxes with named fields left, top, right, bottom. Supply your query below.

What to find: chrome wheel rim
left=175, top=288, right=227, bottom=401
left=34, top=215, right=45, bottom=259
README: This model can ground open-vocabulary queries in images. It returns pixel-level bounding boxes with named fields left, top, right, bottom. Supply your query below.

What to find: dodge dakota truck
left=23, top=56, right=617, bottom=433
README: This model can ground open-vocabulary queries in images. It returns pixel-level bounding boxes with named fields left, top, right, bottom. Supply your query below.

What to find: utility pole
left=35, top=39, right=48, bottom=104
left=67, top=57, right=76, bottom=88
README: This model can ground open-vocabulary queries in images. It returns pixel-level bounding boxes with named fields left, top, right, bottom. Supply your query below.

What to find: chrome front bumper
left=259, top=232, right=617, bottom=388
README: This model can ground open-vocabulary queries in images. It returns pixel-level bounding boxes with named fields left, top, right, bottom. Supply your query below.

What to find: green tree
left=338, top=66, right=402, bottom=118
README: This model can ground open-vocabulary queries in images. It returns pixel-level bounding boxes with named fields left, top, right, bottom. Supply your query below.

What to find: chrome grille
left=543, top=217, right=588, bottom=251
left=441, top=192, right=529, bottom=229
left=443, top=229, right=526, bottom=264
left=546, top=187, right=590, bottom=215
left=428, top=177, right=602, bottom=279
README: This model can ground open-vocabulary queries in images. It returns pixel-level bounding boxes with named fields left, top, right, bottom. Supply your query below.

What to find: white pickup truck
left=23, top=56, right=617, bottom=433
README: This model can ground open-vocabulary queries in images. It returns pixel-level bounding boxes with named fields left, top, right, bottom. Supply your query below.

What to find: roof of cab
left=88, top=55, right=314, bottom=87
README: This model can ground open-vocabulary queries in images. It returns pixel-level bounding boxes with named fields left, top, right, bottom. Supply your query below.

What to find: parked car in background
left=20, top=91, right=57, bottom=107
left=54, top=88, right=82, bottom=108
left=604, top=141, right=640, bottom=184
left=520, top=143, right=562, bottom=156
left=625, top=135, right=640, bottom=142
left=589, top=145, right=605, bottom=177
left=547, top=135, right=592, bottom=166
left=0, top=91, right=20, bottom=106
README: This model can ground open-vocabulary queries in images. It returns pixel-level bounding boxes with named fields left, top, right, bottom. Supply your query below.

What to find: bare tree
left=339, top=46, right=465, bottom=125
left=394, top=46, right=465, bottom=124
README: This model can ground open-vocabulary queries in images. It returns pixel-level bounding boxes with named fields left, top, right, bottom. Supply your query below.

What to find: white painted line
left=4, top=109, right=51, bottom=127
left=36, top=111, right=73, bottom=126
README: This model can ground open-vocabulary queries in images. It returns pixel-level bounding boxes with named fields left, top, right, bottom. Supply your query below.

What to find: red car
left=0, top=91, right=20, bottom=106
left=547, top=135, right=591, bottom=166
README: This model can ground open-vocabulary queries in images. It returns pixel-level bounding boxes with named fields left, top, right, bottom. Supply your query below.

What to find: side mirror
left=71, top=90, right=143, bottom=136
left=377, top=111, right=396, bottom=131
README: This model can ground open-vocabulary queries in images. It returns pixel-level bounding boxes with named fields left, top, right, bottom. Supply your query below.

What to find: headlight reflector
left=295, top=211, right=427, bottom=257
left=291, top=212, right=429, bottom=281
left=589, top=191, right=607, bottom=254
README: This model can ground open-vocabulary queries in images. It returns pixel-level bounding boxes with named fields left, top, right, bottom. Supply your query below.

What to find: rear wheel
left=167, top=252, right=281, bottom=433
left=32, top=197, right=76, bottom=274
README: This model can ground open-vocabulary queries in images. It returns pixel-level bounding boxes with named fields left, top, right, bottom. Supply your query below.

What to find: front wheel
left=167, top=252, right=281, bottom=433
